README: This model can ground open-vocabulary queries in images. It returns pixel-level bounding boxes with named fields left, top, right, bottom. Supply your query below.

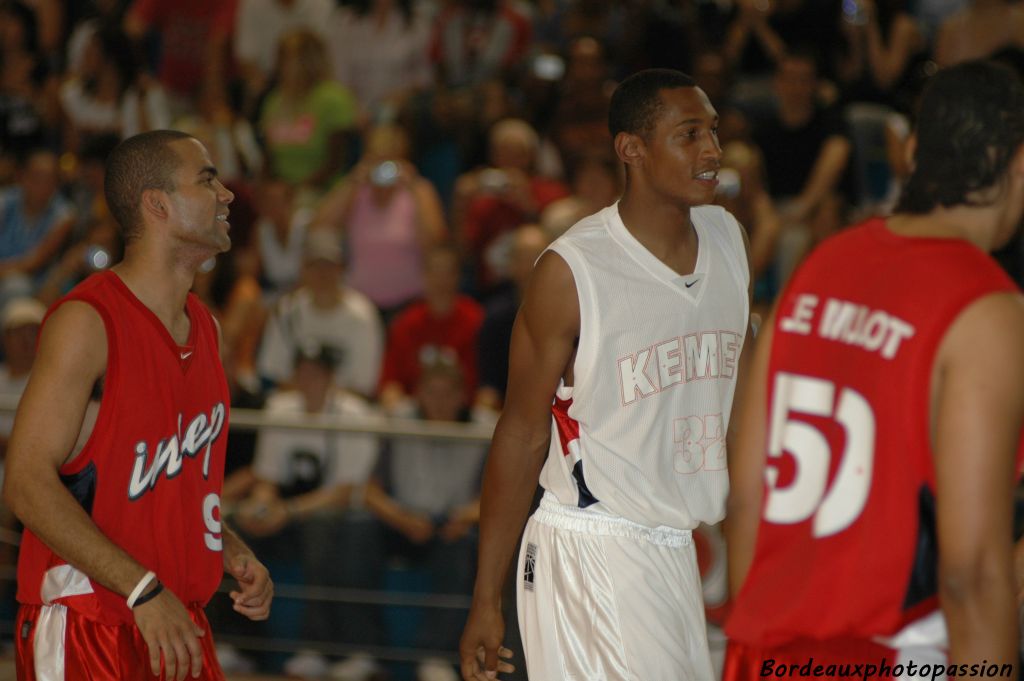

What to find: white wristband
left=126, top=571, right=157, bottom=609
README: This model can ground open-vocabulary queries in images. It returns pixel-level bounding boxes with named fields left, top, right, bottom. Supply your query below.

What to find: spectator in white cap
left=0, top=296, right=45, bottom=411
left=0, top=296, right=44, bottom=606
left=256, top=229, right=384, bottom=398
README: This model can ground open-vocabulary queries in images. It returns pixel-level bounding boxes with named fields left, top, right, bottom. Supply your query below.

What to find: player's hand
left=132, top=587, right=206, bottom=680
left=227, top=553, right=273, bottom=621
left=460, top=602, right=515, bottom=680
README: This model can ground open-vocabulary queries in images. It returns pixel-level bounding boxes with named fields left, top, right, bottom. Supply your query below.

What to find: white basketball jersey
left=539, top=202, right=749, bottom=529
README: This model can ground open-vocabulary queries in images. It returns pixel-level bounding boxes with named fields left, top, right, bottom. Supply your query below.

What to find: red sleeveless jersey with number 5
left=726, top=218, right=1023, bottom=646
left=16, top=271, right=230, bottom=625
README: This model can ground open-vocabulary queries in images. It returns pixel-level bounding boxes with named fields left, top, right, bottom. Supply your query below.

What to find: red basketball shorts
left=15, top=602, right=225, bottom=680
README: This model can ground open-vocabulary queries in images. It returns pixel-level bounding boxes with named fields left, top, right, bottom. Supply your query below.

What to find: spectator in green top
left=259, top=29, right=357, bottom=192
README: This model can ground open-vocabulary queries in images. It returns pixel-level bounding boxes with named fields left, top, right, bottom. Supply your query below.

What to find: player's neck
left=113, top=249, right=202, bottom=334
left=886, top=206, right=1004, bottom=252
left=618, top=192, right=696, bottom=260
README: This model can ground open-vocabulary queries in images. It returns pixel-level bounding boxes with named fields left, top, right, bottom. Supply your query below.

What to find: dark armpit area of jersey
left=90, top=375, right=104, bottom=402
left=60, top=461, right=97, bottom=516
left=902, top=486, right=938, bottom=611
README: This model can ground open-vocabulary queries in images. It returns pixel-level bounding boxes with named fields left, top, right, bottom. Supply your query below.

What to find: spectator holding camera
left=452, top=118, right=567, bottom=293
left=313, top=124, right=446, bottom=319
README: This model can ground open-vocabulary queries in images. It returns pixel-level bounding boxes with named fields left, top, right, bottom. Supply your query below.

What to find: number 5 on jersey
left=764, top=373, right=876, bottom=538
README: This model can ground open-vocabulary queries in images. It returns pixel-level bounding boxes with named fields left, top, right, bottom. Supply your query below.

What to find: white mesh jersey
left=539, top=202, right=749, bottom=530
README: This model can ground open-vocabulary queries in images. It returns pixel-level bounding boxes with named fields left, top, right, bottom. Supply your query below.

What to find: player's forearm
left=471, top=419, right=549, bottom=605
left=941, top=563, right=1018, bottom=674
left=221, top=522, right=256, bottom=568
left=723, top=498, right=760, bottom=597
left=4, top=471, right=149, bottom=597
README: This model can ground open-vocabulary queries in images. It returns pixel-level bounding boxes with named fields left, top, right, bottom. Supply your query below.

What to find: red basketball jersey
left=17, top=271, right=230, bottom=625
left=726, top=218, right=1023, bottom=647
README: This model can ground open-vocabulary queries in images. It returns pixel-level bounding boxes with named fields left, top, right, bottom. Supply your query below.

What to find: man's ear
left=614, top=131, right=645, bottom=169
left=140, top=188, right=168, bottom=221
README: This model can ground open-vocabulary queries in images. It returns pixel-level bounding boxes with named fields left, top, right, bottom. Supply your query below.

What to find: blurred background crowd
left=0, top=0, right=1023, bottom=679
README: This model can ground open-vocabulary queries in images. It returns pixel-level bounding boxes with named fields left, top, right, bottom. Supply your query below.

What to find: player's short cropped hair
left=104, top=130, right=195, bottom=244
left=896, top=60, right=1024, bottom=214
left=608, top=68, right=697, bottom=140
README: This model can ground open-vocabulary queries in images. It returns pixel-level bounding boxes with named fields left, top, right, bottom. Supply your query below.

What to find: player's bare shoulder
left=520, top=249, right=580, bottom=341
left=938, top=291, right=1024, bottom=374
left=35, top=300, right=108, bottom=382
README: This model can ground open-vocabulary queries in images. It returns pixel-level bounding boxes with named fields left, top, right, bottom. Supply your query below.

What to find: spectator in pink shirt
left=314, top=124, right=446, bottom=319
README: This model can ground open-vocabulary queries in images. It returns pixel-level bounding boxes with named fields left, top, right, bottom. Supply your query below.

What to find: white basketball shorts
left=516, top=491, right=714, bottom=681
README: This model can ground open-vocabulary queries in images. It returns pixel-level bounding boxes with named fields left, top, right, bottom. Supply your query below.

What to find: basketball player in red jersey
left=3, top=130, right=272, bottom=680
left=725, top=61, right=1024, bottom=678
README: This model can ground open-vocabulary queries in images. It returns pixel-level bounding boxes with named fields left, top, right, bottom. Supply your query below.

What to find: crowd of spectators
left=2, top=0, right=1024, bottom=679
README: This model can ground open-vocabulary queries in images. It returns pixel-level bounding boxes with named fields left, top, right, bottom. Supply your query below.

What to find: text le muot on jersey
left=779, top=294, right=915, bottom=359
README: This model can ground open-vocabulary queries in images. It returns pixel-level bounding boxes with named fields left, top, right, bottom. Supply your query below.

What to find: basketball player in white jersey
left=460, top=69, right=753, bottom=681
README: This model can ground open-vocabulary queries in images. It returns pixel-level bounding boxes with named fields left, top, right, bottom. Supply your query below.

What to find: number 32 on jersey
left=763, top=372, right=876, bottom=538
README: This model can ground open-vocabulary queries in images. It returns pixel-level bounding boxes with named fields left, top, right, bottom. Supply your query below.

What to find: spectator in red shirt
left=378, top=245, right=484, bottom=413
left=124, top=0, right=237, bottom=115
left=453, top=117, right=568, bottom=294
left=429, top=0, right=531, bottom=89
